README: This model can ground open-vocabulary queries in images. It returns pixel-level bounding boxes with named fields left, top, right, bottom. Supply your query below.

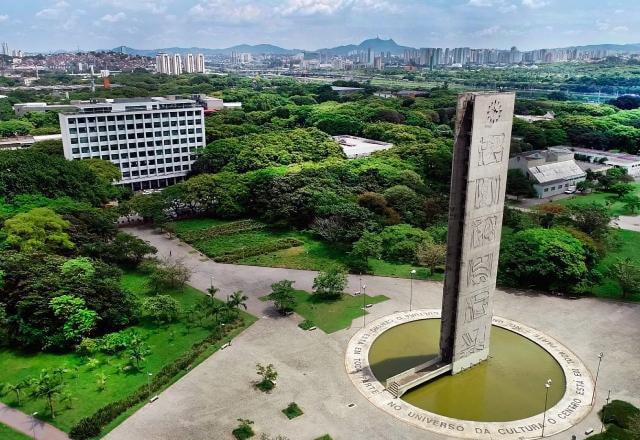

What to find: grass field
left=0, top=272, right=256, bottom=433
left=261, top=290, right=388, bottom=333
left=0, top=423, right=31, bottom=440
left=592, top=229, right=640, bottom=301
left=556, top=183, right=640, bottom=216
left=173, top=218, right=438, bottom=281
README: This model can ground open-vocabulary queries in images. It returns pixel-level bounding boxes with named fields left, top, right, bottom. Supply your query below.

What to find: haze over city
left=0, top=0, right=639, bottom=52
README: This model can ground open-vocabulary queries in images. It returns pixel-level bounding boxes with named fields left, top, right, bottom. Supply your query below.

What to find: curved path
left=0, top=402, right=69, bottom=440
left=104, top=226, right=640, bottom=440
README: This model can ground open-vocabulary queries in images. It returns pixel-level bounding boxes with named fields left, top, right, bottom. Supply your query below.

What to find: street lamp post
left=147, top=372, right=153, bottom=398
left=409, top=269, right=416, bottom=311
left=362, top=284, right=367, bottom=328
left=31, top=412, right=38, bottom=440
left=601, top=390, right=611, bottom=433
left=592, top=352, right=604, bottom=405
left=541, top=379, right=552, bottom=438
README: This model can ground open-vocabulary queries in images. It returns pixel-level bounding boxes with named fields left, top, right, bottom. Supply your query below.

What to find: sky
left=0, top=0, right=638, bottom=53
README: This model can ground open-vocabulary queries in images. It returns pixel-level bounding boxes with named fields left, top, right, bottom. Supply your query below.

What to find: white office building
left=59, top=97, right=206, bottom=190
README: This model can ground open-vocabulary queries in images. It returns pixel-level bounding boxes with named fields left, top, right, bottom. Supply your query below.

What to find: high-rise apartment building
left=196, top=54, right=205, bottom=73
left=59, top=97, right=206, bottom=190
left=156, top=52, right=204, bottom=75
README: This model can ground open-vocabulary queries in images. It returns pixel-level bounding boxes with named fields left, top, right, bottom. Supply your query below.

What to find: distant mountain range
left=111, top=38, right=640, bottom=57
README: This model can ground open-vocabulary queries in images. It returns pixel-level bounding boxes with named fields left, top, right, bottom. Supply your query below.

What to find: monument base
left=346, top=310, right=594, bottom=439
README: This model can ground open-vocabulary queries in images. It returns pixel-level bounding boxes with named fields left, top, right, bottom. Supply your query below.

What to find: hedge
left=212, top=238, right=303, bottom=263
left=69, top=319, right=246, bottom=439
left=179, top=220, right=266, bottom=242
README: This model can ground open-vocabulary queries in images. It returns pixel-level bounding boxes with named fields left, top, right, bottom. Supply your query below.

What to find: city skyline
left=0, top=0, right=638, bottom=53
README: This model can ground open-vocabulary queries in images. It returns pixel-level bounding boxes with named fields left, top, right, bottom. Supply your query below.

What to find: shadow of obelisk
left=440, top=92, right=516, bottom=374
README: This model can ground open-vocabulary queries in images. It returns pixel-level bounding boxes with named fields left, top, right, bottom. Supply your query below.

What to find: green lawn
left=592, top=229, right=640, bottom=301
left=171, top=217, right=230, bottom=235
left=262, top=290, right=388, bottom=333
left=556, top=183, right=640, bottom=216
left=0, top=272, right=256, bottom=433
left=0, top=423, right=31, bottom=440
left=175, top=218, right=441, bottom=281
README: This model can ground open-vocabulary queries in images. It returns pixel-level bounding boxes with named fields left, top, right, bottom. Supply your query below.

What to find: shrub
left=233, top=419, right=255, bottom=440
left=282, top=402, right=303, bottom=419
left=76, top=338, right=98, bottom=356
left=298, top=319, right=315, bottom=330
left=96, top=330, right=134, bottom=354
left=255, top=363, right=277, bottom=392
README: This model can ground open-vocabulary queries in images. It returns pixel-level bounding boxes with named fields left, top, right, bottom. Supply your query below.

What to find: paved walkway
left=103, top=226, right=640, bottom=440
left=0, top=402, right=69, bottom=440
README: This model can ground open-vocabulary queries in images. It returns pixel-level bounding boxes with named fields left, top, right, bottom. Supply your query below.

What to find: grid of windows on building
left=59, top=98, right=205, bottom=191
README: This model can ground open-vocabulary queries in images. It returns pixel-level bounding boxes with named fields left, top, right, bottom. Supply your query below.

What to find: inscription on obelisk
left=440, top=92, right=515, bottom=374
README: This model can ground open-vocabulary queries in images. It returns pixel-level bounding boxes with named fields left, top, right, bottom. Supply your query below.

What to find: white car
left=564, top=187, right=577, bottom=194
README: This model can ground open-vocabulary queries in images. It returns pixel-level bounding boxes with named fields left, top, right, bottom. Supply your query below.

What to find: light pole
left=409, top=269, right=416, bottom=311
left=362, top=284, right=367, bottom=328
left=147, top=372, right=153, bottom=398
left=541, top=379, right=552, bottom=438
left=600, top=390, right=611, bottom=433
left=592, top=352, right=604, bottom=405
left=31, top=412, right=38, bottom=440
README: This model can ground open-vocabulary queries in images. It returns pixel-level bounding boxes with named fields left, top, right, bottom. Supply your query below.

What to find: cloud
left=477, top=25, right=501, bottom=36
left=522, top=0, right=549, bottom=9
left=96, top=0, right=169, bottom=14
left=188, top=1, right=263, bottom=23
left=612, top=25, right=629, bottom=32
left=35, top=1, right=69, bottom=19
left=0, top=14, right=8, bottom=23
left=100, top=12, right=126, bottom=23
left=277, top=0, right=396, bottom=16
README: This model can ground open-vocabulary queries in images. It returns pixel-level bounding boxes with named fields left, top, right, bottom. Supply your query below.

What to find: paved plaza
left=105, top=227, right=640, bottom=440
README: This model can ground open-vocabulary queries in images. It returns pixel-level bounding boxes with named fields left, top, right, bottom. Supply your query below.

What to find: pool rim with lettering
left=345, top=309, right=594, bottom=439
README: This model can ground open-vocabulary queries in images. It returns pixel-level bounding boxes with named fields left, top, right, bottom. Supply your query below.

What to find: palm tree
left=127, top=339, right=150, bottom=370
left=228, top=291, right=248, bottom=317
left=5, top=379, right=30, bottom=406
left=52, top=367, right=68, bottom=384
left=30, top=371, right=63, bottom=419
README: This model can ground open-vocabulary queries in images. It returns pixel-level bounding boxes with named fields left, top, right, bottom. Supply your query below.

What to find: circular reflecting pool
left=368, top=319, right=566, bottom=422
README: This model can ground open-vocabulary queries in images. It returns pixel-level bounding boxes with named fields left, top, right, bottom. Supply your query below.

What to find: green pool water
left=368, top=319, right=566, bottom=422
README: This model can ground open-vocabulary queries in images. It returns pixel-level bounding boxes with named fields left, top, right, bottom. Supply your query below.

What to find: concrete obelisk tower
left=440, top=92, right=515, bottom=374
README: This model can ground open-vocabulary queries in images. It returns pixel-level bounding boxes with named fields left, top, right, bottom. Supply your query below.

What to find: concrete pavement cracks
left=104, top=226, right=640, bottom=440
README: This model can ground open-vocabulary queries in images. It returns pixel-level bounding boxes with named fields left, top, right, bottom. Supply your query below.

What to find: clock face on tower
left=486, top=99, right=503, bottom=124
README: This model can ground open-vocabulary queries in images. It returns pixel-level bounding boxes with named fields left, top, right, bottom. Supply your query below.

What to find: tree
left=568, top=203, right=612, bottom=237
left=142, top=295, right=181, bottom=325
left=2, top=207, right=75, bottom=253
left=30, top=139, right=64, bottom=156
left=228, top=291, right=248, bottom=317
left=506, top=169, right=535, bottom=199
left=232, top=418, right=255, bottom=440
left=255, top=364, right=277, bottom=391
left=269, top=280, right=296, bottom=314
left=622, top=194, right=640, bottom=214
left=30, top=370, right=64, bottom=418
left=610, top=182, right=635, bottom=198
left=4, top=379, right=30, bottom=406
left=312, top=267, right=347, bottom=300
left=80, top=159, right=122, bottom=183
left=499, top=228, right=590, bottom=293
left=147, top=259, right=192, bottom=293
left=609, top=258, right=640, bottom=299
left=50, top=295, right=99, bottom=345
left=101, top=233, right=157, bottom=268
left=416, top=242, right=446, bottom=274
left=576, top=180, right=595, bottom=193
left=127, top=335, right=150, bottom=370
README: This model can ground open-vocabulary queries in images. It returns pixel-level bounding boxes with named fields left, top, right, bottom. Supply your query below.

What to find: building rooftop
left=65, top=97, right=198, bottom=114
left=333, top=135, right=393, bottom=159
left=331, top=86, right=364, bottom=92
left=570, top=146, right=640, bottom=165
left=529, top=160, right=586, bottom=185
